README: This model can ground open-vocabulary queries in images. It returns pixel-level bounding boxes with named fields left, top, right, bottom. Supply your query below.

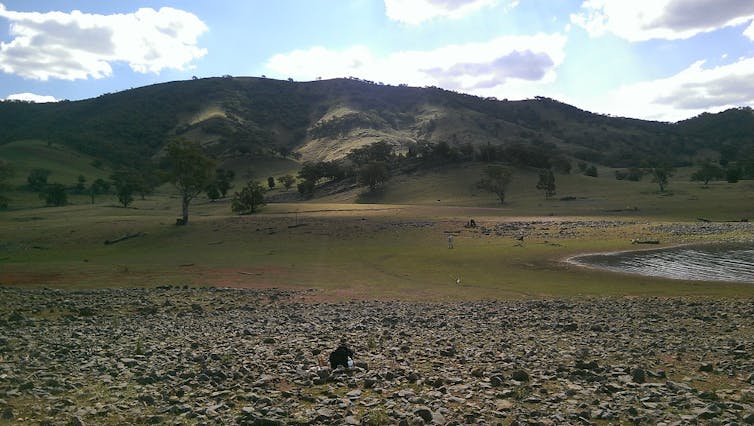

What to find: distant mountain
left=1, top=76, right=752, bottom=169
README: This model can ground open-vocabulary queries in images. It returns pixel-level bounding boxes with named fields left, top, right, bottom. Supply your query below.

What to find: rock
left=1, top=407, right=13, bottom=420
left=67, top=416, right=85, bottom=426
left=699, top=362, right=714, bottom=372
left=631, top=367, right=646, bottom=384
left=2, top=287, right=754, bottom=425
left=697, top=403, right=722, bottom=419
left=511, top=369, right=530, bottom=382
left=120, top=358, right=138, bottom=367
left=263, top=337, right=276, bottom=344
left=743, top=412, right=754, bottom=424
left=575, top=360, right=599, bottom=371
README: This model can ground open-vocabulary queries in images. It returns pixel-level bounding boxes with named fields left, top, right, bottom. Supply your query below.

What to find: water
left=571, top=243, right=754, bottom=283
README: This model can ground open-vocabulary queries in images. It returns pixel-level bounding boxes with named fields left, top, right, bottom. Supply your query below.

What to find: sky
left=1, top=0, right=754, bottom=122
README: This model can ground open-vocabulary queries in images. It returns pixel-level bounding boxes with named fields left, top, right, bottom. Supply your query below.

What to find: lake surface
left=571, top=243, right=754, bottom=283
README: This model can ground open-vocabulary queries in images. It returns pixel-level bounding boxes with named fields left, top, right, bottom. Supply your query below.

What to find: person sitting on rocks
left=329, top=340, right=354, bottom=369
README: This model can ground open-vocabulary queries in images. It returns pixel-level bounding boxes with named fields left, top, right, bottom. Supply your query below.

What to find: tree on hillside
left=40, top=183, right=67, bottom=207
left=358, top=161, right=390, bottom=192
left=88, top=178, right=110, bottom=204
left=347, top=141, right=394, bottom=165
left=75, top=175, right=87, bottom=194
left=27, top=168, right=50, bottom=192
left=277, top=174, right=296, bottom=190
left=267, top=176, right=276, bottom=188
left=297, top=179, right=315, bottom=198
left=133, top=166, right=162, bottom=200
left=691, top=162, right=724, bottom=185
left=111, top=171, right=139, bottom=208
left=215, top=168, right=235, bottom=197
left=231, top=181, right=266, bottom=214
left=477, top=165, right=513, bottom=205
left=536, top=169, right=556, bottom=199
left=726, top=167, right=742, bottom=183
left=205, top=182, right=221, bottom=201
left=649, top=166, right=674, bottom=192
left=0, top=159, right=14, bottom=209
left=166, top=139, right=216, bottom=225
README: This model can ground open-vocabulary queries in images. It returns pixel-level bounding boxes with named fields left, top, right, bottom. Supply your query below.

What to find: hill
left=1, top=76, right=753, bottom=172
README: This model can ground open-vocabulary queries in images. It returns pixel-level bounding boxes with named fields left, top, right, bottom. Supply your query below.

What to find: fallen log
left=104, top=232, right=143, bottom=245
left=631, top=239, right=659, bottom=244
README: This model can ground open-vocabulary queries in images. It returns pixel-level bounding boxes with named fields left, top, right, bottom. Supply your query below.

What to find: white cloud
left=571, top=0, right=754, bottom=41
left=0, top=3, right=208, bottom=80
left=580, top=57, right=754, bottom=121
left=384, top=0, right=502, bottom=25
left=266, top=33, right=566, bottom=99
left=745, top=20, right=754, bottom=41
left=5, top=92, right=58, bottom=103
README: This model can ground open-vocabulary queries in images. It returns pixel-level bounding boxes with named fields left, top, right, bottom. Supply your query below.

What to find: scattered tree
left=358, top=162, right=390, bottom=191
left=649, top=166, right=674, bottom=192
left=347, top=141, right=394, bottom=165
left=0, top=159, right=14, bottom=209
left=41, top=183, right=67, bottom=206
left=536, top=169, right=556, bottom=199
left=584, top=165, right=598, bottom=177
left=205, top=183, right=221, bottom=201
left=111, top=171, right=140, bottom=208
left=27, top=168, right=51, bottom=192
left=691, top=162, right=724, bottom=185
left=615, top=167, right=644, bottom=181
left=75, top=175, right=87, bottom=194
left=231, top=181, right=266, bottom=214
left=88, top=178, right=110, bottom=204
left=215, top=168, right=235, bottom=197
left=267, top=176, right=276, bottom=188
left=297, top=179, right=315, bottom=198
left=133, top=166, right=162, bottom=200
left=277, top=174, right=296, bottom=190
left=166, top=139, right=216, bottom=225
left=477, top=165, right=513, bottom=204
left=726, top=167, right=742, bottom=183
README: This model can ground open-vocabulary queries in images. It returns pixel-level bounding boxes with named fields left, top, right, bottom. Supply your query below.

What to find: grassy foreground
left=2, top=191, right=753, bottom=299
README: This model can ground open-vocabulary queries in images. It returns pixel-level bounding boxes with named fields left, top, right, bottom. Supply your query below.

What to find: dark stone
left=575, top=360, right=599, bottom=371
left=251, top=419, right=284, bottom=426
left=511, top=369, right=530, bottom=382
left=490, top=375, right=504, bottom=387
left=67, top=416, right=85, bottom=426
left=7, top=311, right=25, bottom=323
left=631, top=368, right=646, bottom=384
left=415, top=406, right=433, bottom=423
left=699, top=362, right=714, bottom=372
left=1, top=407, right=13, bottom=420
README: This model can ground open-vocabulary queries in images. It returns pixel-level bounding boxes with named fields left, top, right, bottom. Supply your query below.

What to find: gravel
left=1, top=286, right=753, bottom=425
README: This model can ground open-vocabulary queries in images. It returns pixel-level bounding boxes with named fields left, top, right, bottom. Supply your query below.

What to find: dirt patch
left=0, top=272, right=62, bottom=285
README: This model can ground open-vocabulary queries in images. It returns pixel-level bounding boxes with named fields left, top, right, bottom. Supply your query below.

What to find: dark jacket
left=329, top=344, right=354, bottom=369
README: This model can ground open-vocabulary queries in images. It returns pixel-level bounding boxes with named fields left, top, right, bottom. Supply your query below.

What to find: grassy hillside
left=2, top=77, right=753, bottom=173
left=0, top=140, right=110, bottom=187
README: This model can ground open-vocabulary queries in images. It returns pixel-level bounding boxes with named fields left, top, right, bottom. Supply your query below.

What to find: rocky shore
left=1, top=287, right=754, bottom=425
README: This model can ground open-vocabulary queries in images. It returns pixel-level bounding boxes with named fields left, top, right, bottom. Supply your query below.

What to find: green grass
left=2, top=161, right=753, bottom=299
left=0, top=139, right=110, bottom=187
left=2, top=187, right=753, bottom=299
